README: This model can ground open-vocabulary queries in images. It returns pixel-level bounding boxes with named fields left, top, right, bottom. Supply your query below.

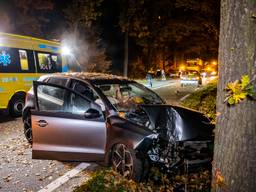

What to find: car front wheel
left=111, top=143, right=144, bottom=182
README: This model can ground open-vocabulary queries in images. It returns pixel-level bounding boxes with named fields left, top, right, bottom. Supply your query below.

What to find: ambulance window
left=0, top=47, right=35, bottom=73
left=19, top=50, right=29, bottom=70
left=37, top=53, right=52, bottom=71
left=51, top=54, right=62, bottom=72
left=36, top=52, right=62, bottom=73
left=0, top=47, right=19, bottom=73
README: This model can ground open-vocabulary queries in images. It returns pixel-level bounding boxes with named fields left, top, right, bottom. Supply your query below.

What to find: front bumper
left=180, top=80, right=199, bottom=85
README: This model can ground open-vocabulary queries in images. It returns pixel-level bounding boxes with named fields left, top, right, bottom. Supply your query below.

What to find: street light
left=61, top=46, right=72, bottom=56
left=212, top=61, right=217, bottom=65
left=61, top=45, right=82, bottom=72
left=179, top=65, right=185, bottom=71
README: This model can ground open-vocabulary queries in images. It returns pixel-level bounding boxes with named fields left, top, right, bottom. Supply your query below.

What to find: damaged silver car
left=23, top=72, right=214, bottom=181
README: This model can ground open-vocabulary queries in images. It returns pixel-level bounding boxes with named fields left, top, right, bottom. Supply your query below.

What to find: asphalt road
left=0, top=80, right=198, bottom=192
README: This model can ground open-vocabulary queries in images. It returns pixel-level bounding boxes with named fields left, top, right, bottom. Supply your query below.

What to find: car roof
left=43, top=72, right=130, bottom=83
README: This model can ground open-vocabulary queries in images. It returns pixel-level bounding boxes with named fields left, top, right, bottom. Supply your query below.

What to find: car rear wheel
left=9, top=93, right=25, bottom=117
left=24, top=114, right=32, bottom=144
left=111, top=143, right=143, bottom=182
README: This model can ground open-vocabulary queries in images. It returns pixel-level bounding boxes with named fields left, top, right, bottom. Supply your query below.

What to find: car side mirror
left=84, top=108, right=101, bottom=119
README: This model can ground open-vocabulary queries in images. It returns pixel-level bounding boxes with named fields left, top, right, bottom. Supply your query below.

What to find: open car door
left=31, top=81, right=106, bottom=162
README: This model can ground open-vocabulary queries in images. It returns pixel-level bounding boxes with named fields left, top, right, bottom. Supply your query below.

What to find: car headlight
left=134, top=133, right=159, bottom=150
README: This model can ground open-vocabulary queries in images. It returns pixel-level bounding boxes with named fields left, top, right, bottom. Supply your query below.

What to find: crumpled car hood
left=141, top=104, right=214, bottom=141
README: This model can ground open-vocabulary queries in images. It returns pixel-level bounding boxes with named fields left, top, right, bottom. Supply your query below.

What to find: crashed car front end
left=96, top=80, right=213, bottom=174
left=133, top=105, right=214, bottom=173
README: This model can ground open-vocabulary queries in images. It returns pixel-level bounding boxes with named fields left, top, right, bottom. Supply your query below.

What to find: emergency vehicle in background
left=0, top=32, right=78, bottom=116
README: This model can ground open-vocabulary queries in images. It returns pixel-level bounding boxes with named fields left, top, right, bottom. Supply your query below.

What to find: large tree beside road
left=213, top=0, right=256, bottom=191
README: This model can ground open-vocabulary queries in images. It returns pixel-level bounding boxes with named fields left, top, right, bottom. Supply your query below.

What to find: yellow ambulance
left=0, top=32, right=75, bottom=117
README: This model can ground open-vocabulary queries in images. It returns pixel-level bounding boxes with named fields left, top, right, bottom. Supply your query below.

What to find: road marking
left=38, top=163, right=90, bottom=192
left=180, top=87, right=201, bottom=101
left=152, top=82, right=175, bottom=90
left=180, top=93, right=191, bottom=101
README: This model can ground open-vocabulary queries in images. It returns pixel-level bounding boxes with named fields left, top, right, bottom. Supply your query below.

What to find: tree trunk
left=213, top=0, right=256, bottom=191
left=146, top=43, right=153, bottom=72
left=123, top=31, right=128, bottom=77
left=173, top=51, right=185, bottom=70
left=162, top=48, right=166, bottom=72
left=173, top=50, right=178, bottom=70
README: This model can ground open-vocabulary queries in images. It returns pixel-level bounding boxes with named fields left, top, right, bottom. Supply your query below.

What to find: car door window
left=37, top=85, right=66, bottom=112
left=36, top=83, right=101, bottom=117
left=71, top=81, right=99, bottom=101
left=69, top=92, right=91, bottom=115
left=47, top=77, right=67, bottom=86
left=70, top=80, right=107, bottom=111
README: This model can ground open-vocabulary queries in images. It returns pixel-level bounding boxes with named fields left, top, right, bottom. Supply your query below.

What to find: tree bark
left=146, top=42, right=153, bottom=72
left=213, top=0, right=256, bottom=191
left=173, top=51, right=185, bottom=70
left=123, top=31, right=129, bottom=77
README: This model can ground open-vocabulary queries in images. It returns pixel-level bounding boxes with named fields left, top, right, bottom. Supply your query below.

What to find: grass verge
left=181, top=82, right=217, bottom=122
left=74, top=168, right=211, bottom=192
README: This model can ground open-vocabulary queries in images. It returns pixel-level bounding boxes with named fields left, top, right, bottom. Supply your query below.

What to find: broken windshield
left=96, top=82, right=163, bottom=111
left=96, top=82, right=163, bottom=127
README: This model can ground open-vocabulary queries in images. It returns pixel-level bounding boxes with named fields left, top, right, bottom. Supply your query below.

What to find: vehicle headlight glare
left=61, top=46, right=72, bottom=55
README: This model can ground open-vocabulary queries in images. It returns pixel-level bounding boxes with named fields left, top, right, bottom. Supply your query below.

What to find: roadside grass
left=181, top=81, right=217, bottom=122
left=73, top=167, right=211, bottom=192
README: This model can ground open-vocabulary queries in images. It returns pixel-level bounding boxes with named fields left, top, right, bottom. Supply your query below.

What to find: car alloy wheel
left=112, top=144, right=134, bottom=178
left=24, top=115, right=32, bottom=144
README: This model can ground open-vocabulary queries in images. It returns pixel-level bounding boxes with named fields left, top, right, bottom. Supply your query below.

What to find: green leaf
left=241, top=75, right=250, bottom=89
left=247, top=87, right=256, bottom=98
left=228, top=97, right=235, bottom=105
left=226, top=81, right=239, bottom=93
left=233, top=92, right=247, bottom=103
left=225, top=75, right=256, bottom=105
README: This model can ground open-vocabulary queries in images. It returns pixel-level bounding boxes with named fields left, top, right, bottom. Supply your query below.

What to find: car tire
left=111, top=143, right=144, bottom=182
left=9, top=93, right=25, bottom=117
left=24, top=113, right=32, bottom=144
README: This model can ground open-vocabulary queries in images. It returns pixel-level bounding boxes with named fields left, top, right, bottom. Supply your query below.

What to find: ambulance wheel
left=9, top=93, right=25, bottom=117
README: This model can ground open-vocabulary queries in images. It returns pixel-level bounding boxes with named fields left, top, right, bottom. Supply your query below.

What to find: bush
left=181, top=82, right=217, bottom=122
left=74, top=168, right=211, bottom=192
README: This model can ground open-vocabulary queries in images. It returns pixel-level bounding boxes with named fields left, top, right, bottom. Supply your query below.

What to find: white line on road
left=180, top=93, right=191, bottom=101
left=180, top=87, right=200, bottom=101
left=38, top=163, right=90, bottom=192
left=152, top=82, right=175, bottom=90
